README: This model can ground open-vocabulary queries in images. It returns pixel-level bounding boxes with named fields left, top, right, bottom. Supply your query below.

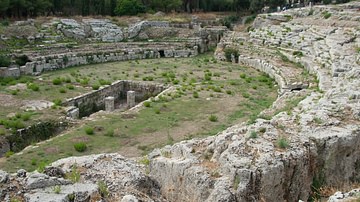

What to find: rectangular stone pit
left=64, top=80, right=167, bottom=118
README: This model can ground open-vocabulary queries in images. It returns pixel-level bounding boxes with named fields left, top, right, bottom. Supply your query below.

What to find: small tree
left=114, top=0, right=145, bottom=16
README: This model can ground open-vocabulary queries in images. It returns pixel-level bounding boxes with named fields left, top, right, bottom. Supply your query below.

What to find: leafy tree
left=0, top=0, right=9, bottom=17
left=115, top=0, right=145, bottom=15
left=250, top=0, right=264, bottom=13
left=265, top=0, right=285, bottom=9
left=150, top=0, right=182, bottom=12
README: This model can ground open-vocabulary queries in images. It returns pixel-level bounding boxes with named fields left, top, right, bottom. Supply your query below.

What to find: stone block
left=105, top=96, right=115, bottom=112
left=127, top=91, right=136, bottom=108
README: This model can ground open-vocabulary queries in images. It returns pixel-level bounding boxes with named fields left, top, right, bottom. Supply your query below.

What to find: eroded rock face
left=149, top=1, right=360, bottom=201
left=51, top=153, right=165, bottom=201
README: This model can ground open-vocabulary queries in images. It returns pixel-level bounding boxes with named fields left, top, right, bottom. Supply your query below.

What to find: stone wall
left=0, top=46, right=199, bottom=78
left=64, top=80, right=167, bottom=117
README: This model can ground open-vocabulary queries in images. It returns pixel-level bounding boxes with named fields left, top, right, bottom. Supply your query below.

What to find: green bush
left=66, top=166, right=81, bottom=183
left=115, top=0, right=146, bottom=16
left=209, top=115, right=218, bottom=122
left=27, top=83, right=39, bottom=91
left=308, top=9, right=314, bottom=16
left=143, top=101, right=151, bottom=107
left=53, top=185, right=61, bottom=194
left=74, top=142, right=87, bottom=152
left=172, top=79, right=180, bottom=85
left=0, top=19, right=9, bottom=26
left=224, top=48, right=239, bottom=62
left=84, top=126, right=94, bottom=135
left=21, top=113, right=31, bottom=121
left=293, top=51, right=304, bottom=57
left=193, top=91, right=199, bottom=98
left=15, top=55, right=30, bottom=66
left=92, top=84, right=100, bottom=90
left=98, top=181, right=109, bottom=197
left=277, top=137, right=289, bottom=149
left=37, top=161, right=48, bottom=173
left=5, top=151, right=14, bottom=158
left=59, top=88, right=67, bottom=93
left=105, top=129, right=114, bottom=137
left=53, top=99, right=62, bottom=106
left=154, top=108, right=161, bottom=114
left=52, top=78, right=62, bottom=85
left=0, top=128, right=5, bottom=136
left=10, top=90, right=18, bottom=95
left=98, top=79, right=111, bottom=85
left=322, top=11, right=332, bottom=19
left=242, top=92, right=250, bottom=98
left=221, top=15, right=239, bottom=29
left=0, top=55, right=11, bottom=67
left=67, top=84, right=75, bottom=90
left=249, top=131, right=258, bottom=139
left=245, top=15, right=257, bottom=24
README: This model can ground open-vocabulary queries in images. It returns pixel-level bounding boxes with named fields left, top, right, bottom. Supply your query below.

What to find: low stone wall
left=0, top=46, right=199, bottom=78
left=64, top=80, right=167, bottom=117
left=0, top=121, right=68, bottom=157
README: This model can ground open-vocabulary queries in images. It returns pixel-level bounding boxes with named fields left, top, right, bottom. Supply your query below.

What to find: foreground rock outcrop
left=148, top=2, right=360, bottom=201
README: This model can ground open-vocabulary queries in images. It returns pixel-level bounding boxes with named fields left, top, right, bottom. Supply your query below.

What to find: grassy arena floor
left=0, top=54, right=277, bottom=172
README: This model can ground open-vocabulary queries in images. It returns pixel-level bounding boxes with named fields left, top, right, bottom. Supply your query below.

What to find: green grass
left=0, top=54, right=277, bottom=172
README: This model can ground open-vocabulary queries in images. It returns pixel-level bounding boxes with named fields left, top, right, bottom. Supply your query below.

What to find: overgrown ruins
left=0, top=1, right=360, bottom=202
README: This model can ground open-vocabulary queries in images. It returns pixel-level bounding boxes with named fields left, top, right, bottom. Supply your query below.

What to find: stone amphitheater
left=0, top=2, right=360, bottom=202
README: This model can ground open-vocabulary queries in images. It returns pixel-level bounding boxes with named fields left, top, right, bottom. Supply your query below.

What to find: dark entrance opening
left=159, top=50, right=165, bottom=58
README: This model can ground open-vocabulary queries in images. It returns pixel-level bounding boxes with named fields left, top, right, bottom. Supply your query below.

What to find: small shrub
left=84, top=126, right=94, bottom=135
left=224, top=48, right=239, bottom=62
left=74, top=142, right=87, bottom=152
left=37, top=161, right=48, bottom=173
left=308, top=9, right=314, bottom=16
left=66, top=166, right=81, bottom=183
left=193, top=91, right=199, bottom=98
left=277, top=137, right=289, bottom=149
left=259, top=127, right=266, bottom=133
left=67, top=84, right=75, bottom=90
left=80, top=79, right=89, bottom=85
left=10, top=90, right=18, bottom=95
left=5, top=151, right=14, bottom=158
left=0, top=55, right=11, bottom=67
left=249, top=131, right=258, bottom=139
left=21, top=113, right=31, bottom=121
left=226, top=90, right=232, bottom=95
left=92, top=84, right=100, bottom=90
left=293, top=51, right=304, bottom=57
left=98, top=181, right=109, bottom=198
left=322, top=11, right=332, bottom=19
left=240, top=73, right=246, bottom=79
left=53, top=185, right=61, bottom=194
left=143, top=101, right=151, bottom=107
left=105, top=129, right=114, bottom=137
left=52, top=78, right=62, bottom=85
left=15, top=55, right=30, bottom=66
left=209, top=115, right=218, bottom=122
left=0, top=128, right=5, bottom=136
left=154, top=108, right=160, bottom=114
left=53, top=99, right=62, bottom=106
left=59, top=88, right=67, bottom=93
left=172, top=79, right=180, bottom=85
left=27, top=83, right=39, bottom=91
left=98, top=79, right=111, bottom=85
left=242, top=92, right=250, bottom=98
